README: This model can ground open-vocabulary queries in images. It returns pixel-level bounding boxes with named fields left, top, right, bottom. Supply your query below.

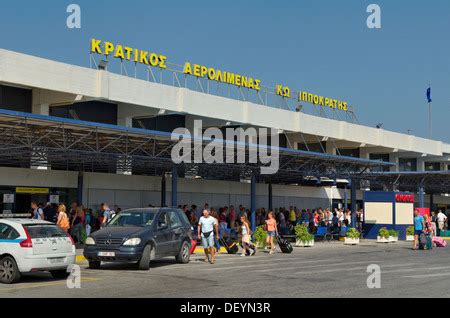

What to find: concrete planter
left=389, top=236, right=398, bottom=243
left=377, top=236, right=390, bottom=243
left=295, top=240, right=314, bottom=247
left=344, top=237, right=360, bottom=245
left=256, top=242, right=266, bottom=249
left=406, top=235, right=415, bottom=242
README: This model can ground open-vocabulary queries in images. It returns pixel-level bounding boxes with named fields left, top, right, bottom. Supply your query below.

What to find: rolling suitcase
left=432, top=236, right=447, bottom=247
left=418, top=233, right=427, bottom=250
left=277, top=235, right=293, bottom=254
left=220, top=238, right=239, bottom=254
left=189, top=239, right=197, bottom=255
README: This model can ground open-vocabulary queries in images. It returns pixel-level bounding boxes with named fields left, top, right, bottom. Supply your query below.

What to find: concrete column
left=268, top=182, right=273, bottom=212
left=171, top=166, right=178, bottom=208
left=418, top=184, right=425, bottom=208
left=116, top=114, right=133, bottom=175
left=389, top=153, right=399, bottom=172
left=417, top=158, right=425, bottom=172
left=117, top=116, right=133, bottom=128
left=32, top=103, right=50, bottom=116
left=344, top=186, right=348, bottom=211
left=350, top=179, right=357, bottom=228
left=161, top=174, right=166, bottom=207
left=325, top=141, right=336, bottom=155
left=31, top=103, right=50, bottom=170
left=77, top=172, right=84, bottom=206
left=251, top=174, right=256, bottom=233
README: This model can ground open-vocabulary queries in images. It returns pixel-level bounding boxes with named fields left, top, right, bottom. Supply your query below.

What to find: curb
left=76, top=255, right=87, bottom=264
left=75, top=247, right=229, bottom=264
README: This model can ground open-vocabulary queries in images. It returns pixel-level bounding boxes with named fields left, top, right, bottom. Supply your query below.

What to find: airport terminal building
left=0, top=44, right=449, bottom=215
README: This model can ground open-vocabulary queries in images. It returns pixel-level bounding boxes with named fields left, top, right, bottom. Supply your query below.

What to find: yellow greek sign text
left=89, top=38, right=351, bottom=112
left=298, top=91, right=348, bottom=111
left=183, top=62, right=261, bottom=91
left=276, top=85, right=291, bottom=98
left=91, top=39, right=167, bottom=69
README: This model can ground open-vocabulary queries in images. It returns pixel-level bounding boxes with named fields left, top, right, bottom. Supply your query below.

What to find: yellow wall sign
left=90, top=38, right=351, bottom=111
left=16, top=187, right=50, bottom=194
left=183, top=62, right=261, bottom=91
left=298, top=91, right=348, bottom=111
left=91, top=39, right=167, bottom=69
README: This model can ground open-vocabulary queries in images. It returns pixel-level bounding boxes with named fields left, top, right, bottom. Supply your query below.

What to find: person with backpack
left=71, top=207, right=85, bottom=244
left=240, top=214, right=256, bottom=257
left=31, top=201, right=44, bottom=220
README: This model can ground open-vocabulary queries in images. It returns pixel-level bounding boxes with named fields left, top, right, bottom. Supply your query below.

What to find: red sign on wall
left=395, top=194, right=414, bottom=203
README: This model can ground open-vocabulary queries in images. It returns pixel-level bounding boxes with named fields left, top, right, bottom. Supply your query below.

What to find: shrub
left=378, top=227, right=390, bottom=239
left=346, top=228, right=360, bottom=239
left=254, top=226, right=267, bottom=245
left=295, top=224, right=314, bottom=242
left=389, top=229, right=399, bottom=237
left=406, top=226, right=414, bottom=236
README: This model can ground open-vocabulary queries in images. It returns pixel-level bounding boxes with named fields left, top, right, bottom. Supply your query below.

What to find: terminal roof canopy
left=0, top=109, right=394, bottom=184
left=364, top=171, right=450, bottom=194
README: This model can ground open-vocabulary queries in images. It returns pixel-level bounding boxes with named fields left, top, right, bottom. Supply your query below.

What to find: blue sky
left=0, top=0, right=449, bottom=142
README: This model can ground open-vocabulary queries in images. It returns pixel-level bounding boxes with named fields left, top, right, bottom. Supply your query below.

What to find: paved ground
left=1, top=240, right=450, bottom=298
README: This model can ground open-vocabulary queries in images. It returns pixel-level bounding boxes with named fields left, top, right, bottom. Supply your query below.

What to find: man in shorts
left=413, top=209, right=425, bottom=250
left=198, top=209, right=219, bottom=264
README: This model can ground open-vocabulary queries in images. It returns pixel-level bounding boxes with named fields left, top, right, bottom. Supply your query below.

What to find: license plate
left=98, top=252, right=115, bottom=257
left=49, top=258, right=64, bottom=264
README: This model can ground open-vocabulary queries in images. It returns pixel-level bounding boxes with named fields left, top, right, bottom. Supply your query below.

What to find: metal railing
left=90, top=54, right=360, bottom=125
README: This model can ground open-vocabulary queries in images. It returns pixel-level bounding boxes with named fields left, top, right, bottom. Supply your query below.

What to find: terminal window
left=399, top=158, right=417, bottom=172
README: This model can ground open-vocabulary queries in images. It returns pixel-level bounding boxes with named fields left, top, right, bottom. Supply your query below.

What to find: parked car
left=83, top=208, right=192, bottom=270
left=0, top=219, right=76, bottom=284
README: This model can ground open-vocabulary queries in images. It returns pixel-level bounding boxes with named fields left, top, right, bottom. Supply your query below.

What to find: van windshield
left=108, top=211, right=156, bottom=227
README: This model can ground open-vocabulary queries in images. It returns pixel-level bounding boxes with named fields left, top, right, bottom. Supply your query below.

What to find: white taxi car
left=0, top=219, right=76, bottom=284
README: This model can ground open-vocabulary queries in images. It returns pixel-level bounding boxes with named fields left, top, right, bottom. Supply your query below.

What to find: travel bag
left=432, top=236, right=447, bottom=247
left=277, top=235, right=293, bottom=254
left=189, top=239, right=198, bottom=254
left=220, top=238, right=239, bottom=254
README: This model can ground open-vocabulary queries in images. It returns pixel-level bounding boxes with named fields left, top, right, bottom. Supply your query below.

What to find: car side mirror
left=158, top=222, right=168, bottom=230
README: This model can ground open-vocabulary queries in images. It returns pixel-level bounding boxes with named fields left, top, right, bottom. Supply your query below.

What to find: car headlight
left=123, top=238, right=141, bottom=246
left=85, top=237, right=95, bottom=245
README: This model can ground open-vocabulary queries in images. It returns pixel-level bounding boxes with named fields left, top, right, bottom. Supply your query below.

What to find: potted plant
left=377, top=227, right=390, bottom=243
left=295, top=224, right=314, bottom=247
left=254, top=226, right=267, bottom=249
left=389, top=229, right=399, bottom=243
left=406, top=226, right=415, bottom=241
left=344, top=228, right=361, bottom=245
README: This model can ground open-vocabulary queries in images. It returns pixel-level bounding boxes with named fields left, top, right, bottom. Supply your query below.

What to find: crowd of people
left=183, top=203, right=365, bottom=237
left=188, top=203, right=365, bottom=264
left=30, top=199, right=366, bottom=249
left=30, top=198, right=449, bottom=255
left=413, top=209, right=449, bottom=250
left=30, top=201, right=120, bottom=244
